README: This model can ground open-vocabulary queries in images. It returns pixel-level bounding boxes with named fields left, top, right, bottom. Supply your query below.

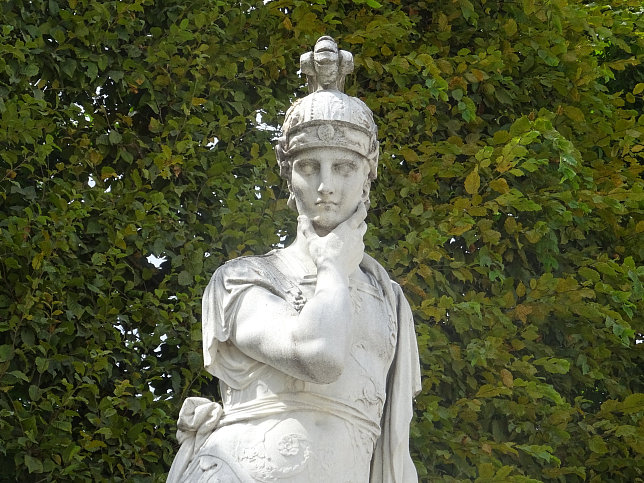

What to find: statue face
left=291, top=146, right=369, bottom=235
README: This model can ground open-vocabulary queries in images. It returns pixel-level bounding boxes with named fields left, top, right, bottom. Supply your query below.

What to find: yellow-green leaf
left=400, top=147, right=419, bottom=163
left=31, top=252, right=44, bottom=270
left=589, top=435, right=608, bottom=454
left=476, top=384, right=511, bottom=398
left=504, top=18, right=517, bottom=36
left=564, top=105, right=585, bottom=122
left=501, top=369, right=514, bottom=388
left=489, top=178, right=510, bottom=193
left=465, top=168, right=480, bottom=194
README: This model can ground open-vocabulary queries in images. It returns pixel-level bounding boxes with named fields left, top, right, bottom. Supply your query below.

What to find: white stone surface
left=168, top=36, right=421, bottom=483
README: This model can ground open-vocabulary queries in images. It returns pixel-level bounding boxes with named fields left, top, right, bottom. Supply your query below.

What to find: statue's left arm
left=370, top=278, right=421, bottom=483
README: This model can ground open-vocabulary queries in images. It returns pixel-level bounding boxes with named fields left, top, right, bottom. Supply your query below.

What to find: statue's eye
left=295, top=160, right=319, bottom=175
left=334, top=161, right=356, bottom=176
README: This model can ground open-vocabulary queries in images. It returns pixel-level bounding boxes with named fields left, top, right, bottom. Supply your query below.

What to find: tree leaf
left=489, top=178, right=509, bottom=194
left=504, top=18, right=517, bottom=36
left=465, top=168, right=480, bottom=194
left=24, top=455, right=43, bottom=473
left=0, top=345, right=13, bottom=362
left=589, top=436, right=608, bottom=454
left=178, top=270, right=193, bottom=286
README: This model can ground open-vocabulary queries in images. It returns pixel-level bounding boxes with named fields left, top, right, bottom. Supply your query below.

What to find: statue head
left=275, top=36, right=379, bottom=219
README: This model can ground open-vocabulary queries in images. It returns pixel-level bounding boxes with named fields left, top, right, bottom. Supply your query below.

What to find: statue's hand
left=298, top=203, right=367, bottom=279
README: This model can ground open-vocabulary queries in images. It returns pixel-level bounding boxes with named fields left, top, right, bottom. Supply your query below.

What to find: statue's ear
left=287, top=192, right=297, bottom=211
left=362, top=178, right=371, bottom=203
left=275, top=140, right=290, bottom=180
left=368, top=139, right=379, bottom=180
left=286, top=179, right=297, bottom=211
left=276, top=143, right=297, bottom=211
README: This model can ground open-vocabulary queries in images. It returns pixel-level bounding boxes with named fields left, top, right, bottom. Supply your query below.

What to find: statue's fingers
left=358, top=221, right=368, bottom=237
left=347, top=202, right=367, bottom=229
left=297, top=215, right=317, bottom=240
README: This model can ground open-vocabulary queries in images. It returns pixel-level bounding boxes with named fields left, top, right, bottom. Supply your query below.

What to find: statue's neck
left=282, top=236, right=317, bottom=275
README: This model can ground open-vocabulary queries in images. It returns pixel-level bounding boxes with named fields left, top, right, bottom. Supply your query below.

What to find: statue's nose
left=317, top=167, right=335, bottom=194
left=317, top=181, right=333, bottom=195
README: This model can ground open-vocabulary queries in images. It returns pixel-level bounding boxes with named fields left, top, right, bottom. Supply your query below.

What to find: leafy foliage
left=1, top=0, right=642, bottom=480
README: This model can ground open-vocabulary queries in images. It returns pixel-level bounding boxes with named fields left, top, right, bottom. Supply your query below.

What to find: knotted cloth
left=167, top=397, right=223, bottom=483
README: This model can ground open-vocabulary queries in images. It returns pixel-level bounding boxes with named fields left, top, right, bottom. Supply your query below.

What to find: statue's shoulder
left=362, top=253, right=400, bottom=288
left=212, top=250, right=281, bottom=280
left=209, top=250, right=299, bottom=304
left=361, top=252, right=410, bottom=315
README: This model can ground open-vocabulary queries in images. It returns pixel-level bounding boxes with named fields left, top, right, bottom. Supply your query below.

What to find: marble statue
left=168, top=36, right=421, bottom=483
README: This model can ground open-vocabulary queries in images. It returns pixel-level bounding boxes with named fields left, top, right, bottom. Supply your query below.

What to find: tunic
left=168, top=250, right=420, bottom=482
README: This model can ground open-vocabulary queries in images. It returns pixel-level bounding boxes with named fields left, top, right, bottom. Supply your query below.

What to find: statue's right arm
left=227, top=206, right=367, bottom=384
left=231, top=259, right=353, bottom=384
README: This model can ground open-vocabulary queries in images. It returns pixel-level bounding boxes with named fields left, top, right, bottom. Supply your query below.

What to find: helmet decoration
left=275, top=36, right=380, bottom=200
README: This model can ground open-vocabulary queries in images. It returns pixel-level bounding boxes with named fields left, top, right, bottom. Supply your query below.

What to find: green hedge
left=1, top=0, right=642, bottom=480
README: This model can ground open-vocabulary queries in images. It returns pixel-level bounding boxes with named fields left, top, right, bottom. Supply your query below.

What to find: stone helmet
left=275, top=36, right=379, bottom=209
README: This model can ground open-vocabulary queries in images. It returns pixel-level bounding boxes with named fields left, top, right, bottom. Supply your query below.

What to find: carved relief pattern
left=238, top=433, right=312, bottom=482
left=350, top=342, right=386, bottom=416
left=181, top=454, right=243, bottom=483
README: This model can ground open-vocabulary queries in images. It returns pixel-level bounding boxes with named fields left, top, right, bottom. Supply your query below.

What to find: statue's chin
left=310, top=214, right=343, bottom=236
left=311, top=221, right=336, bottom=236
left=310, top=208, right=358, bottom=236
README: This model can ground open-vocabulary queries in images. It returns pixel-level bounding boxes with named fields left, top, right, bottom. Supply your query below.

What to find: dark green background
left=1, top=0, right=642, bottom=480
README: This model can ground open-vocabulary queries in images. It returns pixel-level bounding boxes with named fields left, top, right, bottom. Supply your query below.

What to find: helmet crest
left=276, top=36, right=379, bottom=188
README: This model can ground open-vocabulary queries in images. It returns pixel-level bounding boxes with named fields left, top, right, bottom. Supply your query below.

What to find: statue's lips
left=315, top=201, right=338, bottom=208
